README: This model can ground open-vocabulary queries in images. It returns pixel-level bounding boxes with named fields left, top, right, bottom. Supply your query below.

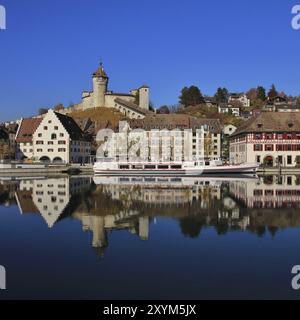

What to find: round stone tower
left=92, top=62, right=109, bottom=108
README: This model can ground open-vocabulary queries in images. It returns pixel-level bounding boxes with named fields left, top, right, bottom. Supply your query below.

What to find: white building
left=99, top=115, right=222, bottom=161
left=218, top=104, right=240, bottom=117
left=228, top=93, right=250, bottom=108
left=230, top=112, right=300, bottom=167
left=16, top=110, right=91, bottom=163
left=15, top=177, right=91, bottom=228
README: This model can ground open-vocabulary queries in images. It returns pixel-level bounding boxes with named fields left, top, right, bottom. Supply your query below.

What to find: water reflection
left=1, top=174, right=300, bottom=256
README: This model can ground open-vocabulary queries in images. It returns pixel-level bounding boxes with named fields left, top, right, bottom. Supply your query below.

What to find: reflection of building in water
left=15, top=177, right=91, bottom=227
left=72, top=209, right=149, bottom=256
left=0, top=179, right=19, bottom=206
left=229, top=175, right=300, bottom=209
left=94, top=176, right=222, bottom=207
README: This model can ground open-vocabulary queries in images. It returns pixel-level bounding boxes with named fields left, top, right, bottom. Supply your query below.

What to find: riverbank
left=257, top=167, right=300, bottom=174
left=1, top=164, right=300, bottom=178
left=0, top=163, right=94, bottom=177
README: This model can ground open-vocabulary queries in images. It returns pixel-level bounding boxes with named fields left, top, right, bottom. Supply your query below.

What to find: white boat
left=93, top=158, right=259, bottom=176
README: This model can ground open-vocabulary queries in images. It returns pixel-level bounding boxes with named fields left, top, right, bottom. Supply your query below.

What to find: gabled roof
left=16, top=118, right=43, bottom=143
left=114, top=98, right=152, bottom=116
left=54, top=111, right=85, bottom=141
left=232, top=112, right=300, bottom=136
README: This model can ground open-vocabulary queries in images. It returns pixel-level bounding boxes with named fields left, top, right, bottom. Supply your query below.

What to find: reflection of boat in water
left=93, top=158, right=259, bottom=176
left=93, top=174, right=258, bottom=187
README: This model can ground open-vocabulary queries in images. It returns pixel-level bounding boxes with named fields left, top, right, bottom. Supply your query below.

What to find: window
left=254, top=190, right=263, bottom=196
left=158, top=165, right=169, bottom=169
left=171, top=165, right=182, bottom=169
left=54, top=126, right=58, bottom=130
left=38, top=133, right=42, bottom=137
left=60, top=133, right=64, bottom=137
left=48, top=141, right=54, bottom=145
left=48, top=149, right=54, bottom=152
left=287, top=155, right=292, bottom=165
left=145, top=165, right=156, bottom=169
left=44, top=126, right=48, bottom=130
left=256, top=156, right=261, bottom=163
left=254, top=144, right=263, bottom=151
left=37, top=149, right=42, bottom=152
left=265, top=133, right=273, bottom=139
left=278, top=155, right=283, bottom=164
left=265, top=144, right=274, bottom=151
left=48, top=120, right=52, bottom=124
left=255, top=134, right=262, bottom=140
left=58, top=141, right=66, bottom=145
left=58, top=148, right=66, bottom=152
left=36, top=141, right=43, bottom=145
left=51, top=133, right=57, bottom=140
left=119, top=165, right=130, bottom=169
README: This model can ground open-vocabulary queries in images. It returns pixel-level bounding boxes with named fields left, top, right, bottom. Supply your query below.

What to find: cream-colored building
left=228, top=93, right=250, bottom=107
left=99, top=115, right=221, bottom=162
left=59, top=63, right=152, bottom=119
left=230, top=112, right=300, bottom=167
left=16, top=110, right=91, bottom=163
left=15, top=177, right=92, bottom=228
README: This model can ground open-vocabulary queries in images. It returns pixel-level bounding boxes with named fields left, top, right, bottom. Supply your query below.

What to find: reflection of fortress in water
left=1, top=174, right=300, bottom=256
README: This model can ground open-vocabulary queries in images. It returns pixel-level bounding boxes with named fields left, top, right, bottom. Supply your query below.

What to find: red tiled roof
left=16, top=118, right=43, bottom=143
left=232, top=112, right=300, bottom=136
left=129, top=114, right=221, bottom=133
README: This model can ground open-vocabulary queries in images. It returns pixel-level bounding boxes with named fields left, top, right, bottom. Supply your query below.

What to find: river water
left=0, top=174, right=300, bottom=299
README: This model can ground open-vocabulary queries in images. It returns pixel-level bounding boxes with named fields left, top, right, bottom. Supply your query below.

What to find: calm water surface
left=0, top=174, right=300, bottom=299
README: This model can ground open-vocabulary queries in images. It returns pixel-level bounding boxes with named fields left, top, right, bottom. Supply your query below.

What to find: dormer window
left=288, top=123, right=294, bottom=128
left=257, top=123, right=263, bottom=129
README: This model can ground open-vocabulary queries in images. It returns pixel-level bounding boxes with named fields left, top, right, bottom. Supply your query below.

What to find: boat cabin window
left=132, top=165, right=143, bottom=170
left=145, top=165, right=156, bottom=169
left=158, top=165, right=169, bottom=169
left=171, top=165, right=182, bottom=169
left=119, top=165, right=130, bottom=169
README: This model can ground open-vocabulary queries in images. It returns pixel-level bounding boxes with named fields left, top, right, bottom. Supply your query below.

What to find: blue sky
left=0, top=0, right=300, bottom=121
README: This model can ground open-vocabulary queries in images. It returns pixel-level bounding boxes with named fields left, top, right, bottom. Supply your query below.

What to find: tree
left=54, top=103, right=64, bottom=111
left=268, top=84, right=278, bottom=100
left=38, top=108, right=48, bottom=115
left=257, top=86, right=266, bottom=101
left=214, top=87, right=228, bottom=104
left=149, top=101, right=155, bottom=112
left=179, top=86, right=205, bottom=107
left=246, top=88, right=257, bottom=102
left=156, top=105, right=170, bottom=114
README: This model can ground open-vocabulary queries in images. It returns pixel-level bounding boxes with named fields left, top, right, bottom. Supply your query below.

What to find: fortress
left=60, top=63, right=152, bottom=119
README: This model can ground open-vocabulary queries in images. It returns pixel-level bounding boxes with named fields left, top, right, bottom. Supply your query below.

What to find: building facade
left=228, top=93, right=250, bottom=108
left=230, top=113, right=300, bottom=167
left=99, top=115, right=221, bottom=162
left=16, top=110, right=91, bottom=163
